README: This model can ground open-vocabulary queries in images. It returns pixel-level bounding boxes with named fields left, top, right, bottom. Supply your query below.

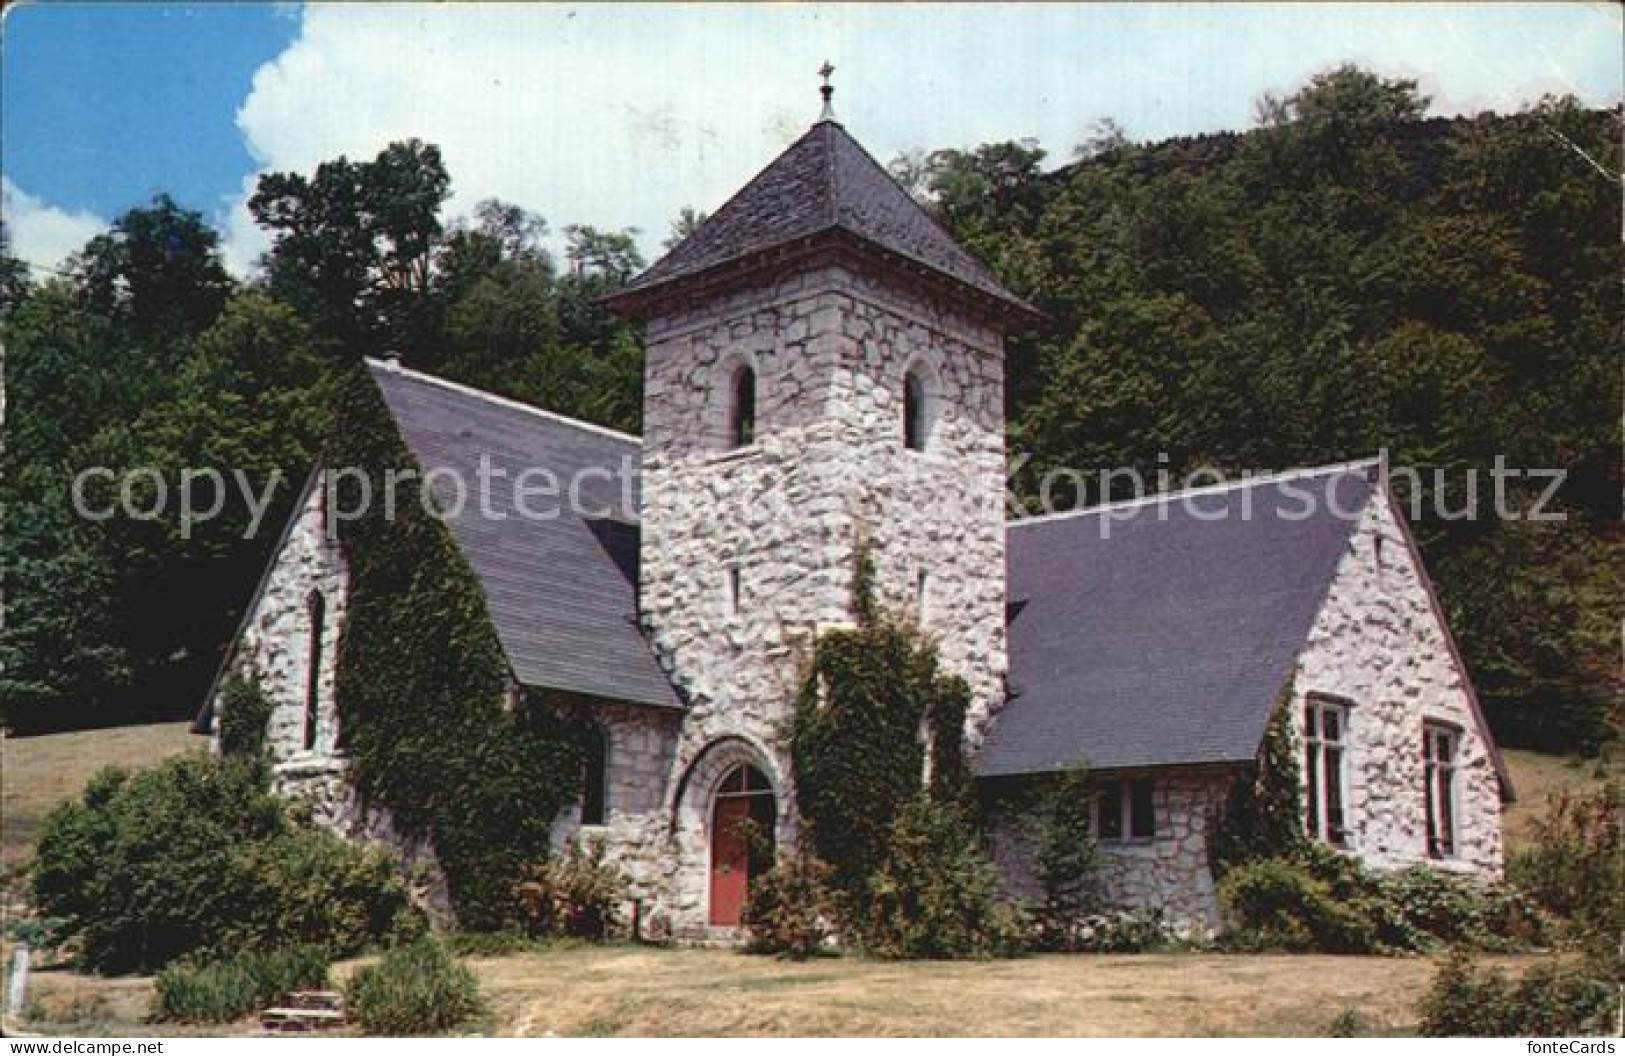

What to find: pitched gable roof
left=368, top=361, right=683, bottom=710
left=606, top=119, right=1035, bottom=321
left=981, top=464, right=1378, bottom=777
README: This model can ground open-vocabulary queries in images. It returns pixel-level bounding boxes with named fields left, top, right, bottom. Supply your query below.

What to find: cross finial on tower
left=818, top=61, right=836, bottom=121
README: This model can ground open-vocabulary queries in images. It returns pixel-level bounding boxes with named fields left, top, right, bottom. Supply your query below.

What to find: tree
left=662, top=206, right=709, bottom=251
left=70, top=195, right=233, bottom=345
left=250, top=139, right=450, bottom=358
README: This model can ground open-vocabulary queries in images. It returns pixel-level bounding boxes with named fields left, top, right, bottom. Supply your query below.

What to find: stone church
left=196, top=106, right=1508, bottom=939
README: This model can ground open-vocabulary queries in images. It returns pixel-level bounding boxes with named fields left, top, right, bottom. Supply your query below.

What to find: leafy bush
left=513, top=839, right=626, bottom=940
left=229, top=825, right=422, bottom=954
left=743, top=849, right=836, bottom=959
left=31, top=752, right=418, bottom=973
left=1210, top=696, right=1307, bottom=877
left=217, top=669, right=275, bottom=759
left=1027, top=765, right=1104, bottom=951
left=1218, top=855, right=1377, bottom=953
left=152, top=946, right=329, bottom=1024
left=1509, top=781, right=1622, bottom=981
left=345, top=937, right=483, bottom=1035
left=1220, top=844, right=1547, bottom=955
left=1418, top=951, right=1617, bottom=1037
left=864, top=796, right=1026, bottom=960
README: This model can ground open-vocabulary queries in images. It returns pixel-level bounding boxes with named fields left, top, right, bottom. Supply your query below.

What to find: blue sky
left=3, top=2, right=1619, bottom=274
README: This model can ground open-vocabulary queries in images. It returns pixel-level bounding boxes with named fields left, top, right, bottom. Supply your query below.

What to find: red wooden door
left=709, top=797, right=751, bottom=926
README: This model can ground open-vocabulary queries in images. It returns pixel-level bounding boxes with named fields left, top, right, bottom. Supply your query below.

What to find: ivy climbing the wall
left=790, top=543, right=981, bottom=926
left=1210, top=689, right=1308, bottom=878
left=218, top=669, right=275, bottom=761
left=328, top=364, right=587, bottom=927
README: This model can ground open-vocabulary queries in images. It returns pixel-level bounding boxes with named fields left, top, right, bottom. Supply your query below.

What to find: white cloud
left=2, top=177, right=106, bottom=274
left=222, top=2, right=1623, bottom=273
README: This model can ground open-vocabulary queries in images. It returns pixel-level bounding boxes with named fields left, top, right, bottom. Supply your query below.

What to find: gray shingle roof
left=980, top=464, right=1379, bottom=777
left=608, top=119, right=1034, bottom=318
left=369, top=361, right=683, bottom=710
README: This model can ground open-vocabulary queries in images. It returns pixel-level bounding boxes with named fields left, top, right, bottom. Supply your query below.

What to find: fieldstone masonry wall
left=1289, top=485, right=1504, bottom=876
left=983, top=772, right=1233, bottom=935
left=635, top=261, right=1011, bottom=934
left=208, top=473, right=346, bottom=760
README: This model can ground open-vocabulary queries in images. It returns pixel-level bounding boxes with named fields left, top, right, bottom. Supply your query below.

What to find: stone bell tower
left=605, top=87, right=1036, bottom=767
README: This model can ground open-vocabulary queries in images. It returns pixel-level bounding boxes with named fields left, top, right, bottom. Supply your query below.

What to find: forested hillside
left=2, top=67, right=1617, bottom=752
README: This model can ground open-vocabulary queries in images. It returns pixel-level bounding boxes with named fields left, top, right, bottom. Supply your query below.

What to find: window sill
left=707, top=444, right=761, bottom=466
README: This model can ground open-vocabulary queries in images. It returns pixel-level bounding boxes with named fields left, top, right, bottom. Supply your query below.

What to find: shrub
left=1210, top=696, right=1308, bottom=877
left=513, top=839, right=626, bottom=940
left=442, top=930, right=548, bottom=957
left=152, top=946, right=329, bottom=1024
left=345, top=937, right=482, bottom=1035
left=217, top=669, right=275, bottom=759
left=1418, top=951, right=1617, bottom=1037
left=743, top=849, right=836, bottom=959
left=31, top=752, right=418, bottom=973
left=1217, top=856, right=1376, bottom=953
left=1509, top=781, right=1622, bottom=981
left=229, top=825, right=421, bottom=954
left=1027, top=765, right=1104, bottom=951
left=864, top=796, right=1026, bottom=959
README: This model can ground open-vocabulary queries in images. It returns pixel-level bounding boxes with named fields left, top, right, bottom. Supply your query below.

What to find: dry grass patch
left=476, top=945, right=1542, bottom=1037
left=1502, top=748, right=1621, bottom=854
left=1, top=722, right=196, bottom=870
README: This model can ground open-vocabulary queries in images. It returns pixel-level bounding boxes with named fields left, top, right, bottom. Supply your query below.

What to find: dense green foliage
left=327, top=365, right=588, bottom=927
left=790, top=546, right=981, bottom=913
left=1210, top=697, right=1308, bottom=876
left=1, top=144, right=641, bottom=734
left=1419, top=952, right=1618, bottom=1037
left=152, top=946, right=329, bottom=1024
left=903, top=71, right=1620, bottom=751
left=1218, top=844, right=1545, bottom=955
left=345, top=937, right=483, bottom=1036
left=1027, top=765, right=1104, bottom=949
left=217, top=669, right=274, bottom=759
left=742, top=848, right=837, bottom=959
left=864, top=795, right=1026, bottom=960
left=513, top=839, right=628, bottom=940
left=789, top=549, right=1014, bottom=958
left=31, top=753, right=416, bottom=973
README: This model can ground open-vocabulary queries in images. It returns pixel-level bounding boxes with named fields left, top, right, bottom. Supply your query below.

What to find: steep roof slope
left=982, top=464, right=1378, bottom=776
left=369, top=361, right=682, bottom=710
left=610, top=118, right=1033, bottom=316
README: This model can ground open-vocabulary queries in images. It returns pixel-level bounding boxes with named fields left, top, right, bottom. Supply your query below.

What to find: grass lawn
left=1, top=722, right=198, bottom=872
left=1501, top=748, right=1620, bottom=854
left=13, top=943, right=1547, bottom=1037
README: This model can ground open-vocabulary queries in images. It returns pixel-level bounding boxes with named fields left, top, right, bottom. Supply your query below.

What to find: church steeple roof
left=605, top=119, right=1037, bottom=326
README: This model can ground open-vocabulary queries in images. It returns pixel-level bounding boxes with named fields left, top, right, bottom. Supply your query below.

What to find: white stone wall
left=208, top=470, right=453, bottom=918
left=1290, top=486, right=1505, bottom=877
left=637, top=261, right=1011, bottom=934
left=208, top=472, right=347, bottom=760
left=982, top=771, right=1233, bottom=935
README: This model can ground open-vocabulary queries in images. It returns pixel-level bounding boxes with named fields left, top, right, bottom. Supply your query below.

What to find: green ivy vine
left=1210, top=686, right=1308, bottom=877
left=328, top=364, right=587, bottom=927
left=790, top=542, right=972, bottom=912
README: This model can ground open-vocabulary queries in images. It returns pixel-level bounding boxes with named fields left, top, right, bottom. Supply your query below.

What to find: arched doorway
left=708, top=763, right=776, bottom=926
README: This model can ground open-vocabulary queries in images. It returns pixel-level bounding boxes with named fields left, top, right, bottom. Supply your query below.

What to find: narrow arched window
left=304, top=591, right=326, bottom=751
left=581, top=728, right=609, bottom=826
left=730, top=364, right=756, bottom=449
left=903, top=370, right=927, bottom=451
